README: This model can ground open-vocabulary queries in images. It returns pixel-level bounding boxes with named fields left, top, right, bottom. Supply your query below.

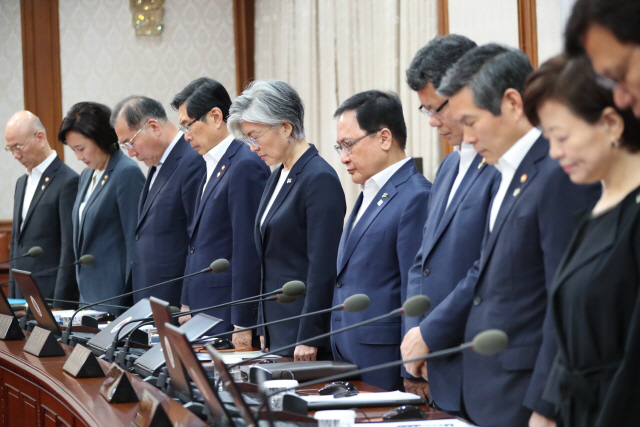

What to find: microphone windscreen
left=276, top=294, right=298, bottom=304
left=169, top=306, right=181, bottom=314
left=79, top=254, right=95, bottom=266
left=472, top=329, right=508, bottom=355
left=282, top=280, right=306, bottom=297
left=28, top=246, right=43, bottom=258
left=209, top=259, right=230, bottom=273
left=402, top=295, right=431, bottom=317
left=343, top=294, right=370, bottom=313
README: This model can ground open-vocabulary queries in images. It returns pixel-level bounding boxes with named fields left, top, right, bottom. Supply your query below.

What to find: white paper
left=365, top=420, right=473, bottom=427
left=302, top=391, right=424, bottom=405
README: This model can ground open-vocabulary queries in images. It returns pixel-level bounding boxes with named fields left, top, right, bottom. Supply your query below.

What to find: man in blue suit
left=112, top=96, right=205, bottom=308
left=172, top=78, right=270, bottom=347
left=401, top=45, right=599, bottom=427
left=401, top=35, right=499, bottom=410
left=332, top=90, right=432, bottom=391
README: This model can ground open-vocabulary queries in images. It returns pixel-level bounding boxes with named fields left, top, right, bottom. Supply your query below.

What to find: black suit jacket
left=9, top=155, right=79, bottom=307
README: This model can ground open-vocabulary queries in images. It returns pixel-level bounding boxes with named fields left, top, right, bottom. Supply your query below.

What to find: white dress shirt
left=78, top=169, right=106, bottom=220
left=260, top=169, right=290, bottom=227
left=353, top=157, right=412, bottom=227
left=446, top=142, right=477, bottom=210
left=21, top=151, right=57, bottom=230
left=202, top=134, right=234, bottom=196
left=489, top=128, right=541, bottom=231
left=150, top=131, right=182, bottom=190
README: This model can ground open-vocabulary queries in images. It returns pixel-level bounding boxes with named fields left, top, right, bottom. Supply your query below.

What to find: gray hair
left=110, top=95, right=168, bottom=129
left=227, top=80, right=305, bottom=140
left=437, top=43, right=533, bottom=116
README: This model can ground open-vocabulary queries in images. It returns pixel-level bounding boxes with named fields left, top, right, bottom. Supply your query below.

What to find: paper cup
left=314, top=410, right=357, bottom=427
left=263, top=379, right=299, bottom=411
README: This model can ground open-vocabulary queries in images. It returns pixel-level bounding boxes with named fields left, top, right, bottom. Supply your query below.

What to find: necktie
left=140, top=166, right=157, bottom=210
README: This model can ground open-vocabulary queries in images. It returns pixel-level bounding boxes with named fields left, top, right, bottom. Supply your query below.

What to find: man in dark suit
left=172, top=78, right=269, bottom=347
left=401, top=35, right=499, bottom=411
left=332, top=91, right=432, bottom=391
left=112, top=96, right=205, bottom=307
left=401, top=44, right=599, bottom=427
left=5, top=111, right=78, bottom=307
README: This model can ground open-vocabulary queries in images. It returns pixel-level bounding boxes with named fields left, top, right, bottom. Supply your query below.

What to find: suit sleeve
left=8, top=179, right=22, bottom=299
left=53, top=173, right=79, bottom=307
left=228, top=159, right=270, bottom=326
left=181, top=154, right=206, bottom=237
left=524, top=170, right=599, bottom=417
left=298, top=171, right=347, bottom=344
left=116, top=165, right=145, bottom=287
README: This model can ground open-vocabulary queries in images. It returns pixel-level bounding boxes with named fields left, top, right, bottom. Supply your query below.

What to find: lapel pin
left=636, top=193, right=640, bottom=204
left=104, top=175, right=108, bottom=180
left=520, top=174, right=527, bottom=183
left=217, top=172, right=221, bottom=178
left=382, top=192, right=388, bottom=198
left=377, top=200, right=383, bottom=206
left=478, top=158, right=486, bottom=169
left=101, top=180, right=105, bottom=185
left=44, top=177, right=49, bottom=182
left=41, top=185, right=45, bottom=190
left=513, top=188, right=521, bottom=197
left=221, top=165, right=226, bottom=171
left=286, top=178, right=292, bottom=184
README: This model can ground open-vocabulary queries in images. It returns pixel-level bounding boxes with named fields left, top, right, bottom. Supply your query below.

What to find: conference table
left=0, top=331, right=449, bottom=426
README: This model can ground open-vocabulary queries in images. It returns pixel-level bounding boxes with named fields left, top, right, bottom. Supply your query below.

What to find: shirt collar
left=361, top=157, right=412, bottom=192
left=457, top=142, right=477, bottom=164
left=158, top=131, right=183, bottom=166
left=28, top=151, right=57, bottom=176
left=494, top=128, right=541, bottom=174
left=203, top=134, right=234, bottom=164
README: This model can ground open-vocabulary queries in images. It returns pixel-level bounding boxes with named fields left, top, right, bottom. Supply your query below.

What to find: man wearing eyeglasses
left=111, top=96, right=205, bottom=308
left=399, top=35, right=498, bottom=414
left=171, top=78, right=269, bottom=348
left=5, top=111, right=79, bottom=308
left=331, top=90, right=431, bottom=391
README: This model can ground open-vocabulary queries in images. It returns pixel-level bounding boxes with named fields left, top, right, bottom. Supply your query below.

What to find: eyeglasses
left=419, top=99, right=449, bottom=118
left=334, top=129, right=382, bottom=155
left=119, top=122, right=147, bottom=151
left=5, top=132, right=37, bottom=154
left=242, top=126, right=273, bottom=148
left=178, top=116, right=201, bottom=134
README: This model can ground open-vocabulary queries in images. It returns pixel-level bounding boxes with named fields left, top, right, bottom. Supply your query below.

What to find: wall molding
left=437, top=0, right=452, bottom=159
left=233, top=0, right=255, bottom=96
left=518, top=0, right=538, bottom=68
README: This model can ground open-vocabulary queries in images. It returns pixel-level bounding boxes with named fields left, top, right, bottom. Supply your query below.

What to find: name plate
left=134, top=390, right=172, bottom=427
left=100, top=363, right=139, bottom=403
left=63, top=344, right=105, bottom=378
left=23, top=326, right=64, bottom=357
left=0, top=313, right=24, bottom=340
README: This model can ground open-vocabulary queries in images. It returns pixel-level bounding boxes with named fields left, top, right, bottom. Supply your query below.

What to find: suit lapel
left=137, top=137, right=186, bottom=228
left=255, top=169, right=280, bottom=246
left=336, top=192, right=363, bottom=270
left=21, top=157, right=62, bottom=234
left=14, top=175, right=27, bottom=241
left=80, top=150, right=121, bottom=231
left=73, top=171, right=92, bottom=249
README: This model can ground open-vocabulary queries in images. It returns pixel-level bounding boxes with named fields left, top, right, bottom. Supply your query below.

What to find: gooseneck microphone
left=60, top=259, right=229, bottom=345
left=0, top=246, right=43, bottom=264
left=193, top=294, right=371, bottom=344
left=45, top=298, right=130, bottom=311
left=226, top=295, right=431, bottom=370
left=31, top=254, right=94, bottom=276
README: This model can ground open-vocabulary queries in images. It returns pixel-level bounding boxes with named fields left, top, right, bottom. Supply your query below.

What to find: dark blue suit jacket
left=72, top=150, right=144, bottom=313
left=332, top=160, right=431, bottom=391
left=131, top=136, right=205, bottom=307
left=181, top=140, right=269, bottom=332
left=420, top=136, right=600, bottom=426
left=404, top=151, right=498, bottom=411
left=256, top=145, right=346, bottom=356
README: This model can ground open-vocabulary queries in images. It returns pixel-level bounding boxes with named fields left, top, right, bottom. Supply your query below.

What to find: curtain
left=255, top=0, right=440, bottom=208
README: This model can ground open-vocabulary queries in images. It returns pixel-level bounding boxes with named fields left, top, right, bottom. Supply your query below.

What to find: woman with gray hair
left=228, top=80, right=346, bottom=361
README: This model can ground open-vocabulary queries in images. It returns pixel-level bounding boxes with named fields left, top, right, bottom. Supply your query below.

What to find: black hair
left=171, top=77, right=232, bottom=123
left=110, top=95, right=168, bottom=129
left=59, top=102, right=118, bottom=155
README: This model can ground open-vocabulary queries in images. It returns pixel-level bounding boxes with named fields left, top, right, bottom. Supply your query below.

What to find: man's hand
left=232, top=328, right=252, bottom=349
left=294, top=345, right=318, bottom=361
left=403, top=377, right=430, bottom=399
left=401, top=326, right=430, bottom=379
left=529, top=411, right=556, bottom=427
left=179, top=305, right=191, bottom=325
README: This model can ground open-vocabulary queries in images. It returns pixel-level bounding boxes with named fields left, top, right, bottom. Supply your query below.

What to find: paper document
left=302, top=391, right=423, bottom=404
left=365, top=420, right=473, bottom=427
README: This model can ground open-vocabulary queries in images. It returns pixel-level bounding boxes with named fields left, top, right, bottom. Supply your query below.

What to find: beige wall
left=448, top=0, right=520, bottom=48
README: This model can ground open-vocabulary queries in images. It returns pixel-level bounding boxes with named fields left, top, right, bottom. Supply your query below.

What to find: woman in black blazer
left=59, top=102, right=144, bottom=313
left=523, top=55, right=640, bottom=426
left=228, top=80, right=346, bottom=361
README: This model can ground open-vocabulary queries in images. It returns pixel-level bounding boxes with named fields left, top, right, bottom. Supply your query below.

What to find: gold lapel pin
left=217, top=172, right=221, bottom=178
left=104, top=175, right=108, bottom=180
left=478, top=158, right=486, bottom=169
left=221, top=165, right=226, bottom=171
left=41, top=185, right=45, bottom=190
left=382, top=192, right=388, bottom=198
left=513, top=188, right=521, bottom=197
left=44, top=177, right=49, bottom=182
left=286, top=178, right=292, bottom=184
left=101, top=180, right=105, bottom=185
left=520, top=174, right=527, bottom=183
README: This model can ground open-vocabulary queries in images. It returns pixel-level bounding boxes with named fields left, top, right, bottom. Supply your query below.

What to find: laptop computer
left=86, top=298, right=152, bottom=355
left=12, top=269, right=62, bottom=335
left=135, top=297, right=223, bottom=380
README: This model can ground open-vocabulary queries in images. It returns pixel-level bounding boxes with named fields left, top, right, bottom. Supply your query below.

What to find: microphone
left=0, top=246, right=43, bottom=263
left=45, top=298, right=130, bottom=311
left=226, top=295, right=431, bottom=370
left=255, top=329, right=509, bottom=398
left=32, top=254, right=94, bottom=276
left=193, top=294, right=371, bottom=344
left=60, top=259, right=229, bottom=345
